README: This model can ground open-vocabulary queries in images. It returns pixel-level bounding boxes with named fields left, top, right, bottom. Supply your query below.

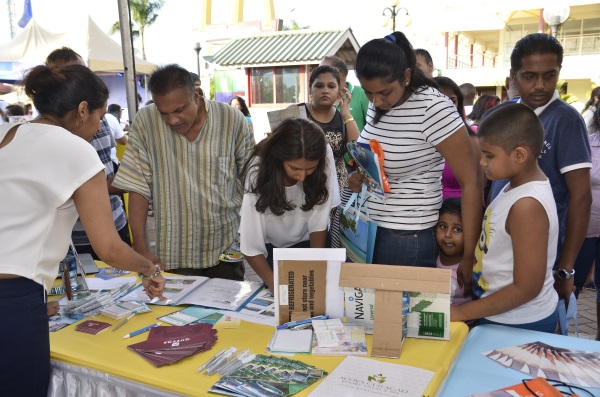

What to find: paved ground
left=146, top=213, right=597, bottom=340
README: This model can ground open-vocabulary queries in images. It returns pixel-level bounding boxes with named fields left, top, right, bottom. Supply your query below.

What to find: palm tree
left=110, top=0, right=164, bottom=60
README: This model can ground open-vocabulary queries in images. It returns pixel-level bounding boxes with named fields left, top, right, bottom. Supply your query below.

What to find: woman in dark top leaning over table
left=0, top=64, right=165, bottom=396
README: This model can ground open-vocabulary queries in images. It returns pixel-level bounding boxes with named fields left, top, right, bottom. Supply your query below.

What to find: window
left=251, top=66, right=305, bottom=104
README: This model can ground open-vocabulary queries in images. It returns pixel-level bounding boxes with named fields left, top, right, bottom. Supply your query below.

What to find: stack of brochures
left=209, top=354, right=328, bottom=396
left=128, top=323, right=217, bottom=367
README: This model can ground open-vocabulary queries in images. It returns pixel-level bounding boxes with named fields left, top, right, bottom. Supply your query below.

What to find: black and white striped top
left=358, top=86, right=464, bottom=230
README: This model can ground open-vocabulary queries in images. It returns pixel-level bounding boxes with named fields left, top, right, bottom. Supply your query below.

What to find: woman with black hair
left=239, top=118, right=340, bottom=292
left=349, top=32, right=482, bottom=293
left=467, top=94, right=500, bottom=127
left=231, top=96, right=253, bottom=133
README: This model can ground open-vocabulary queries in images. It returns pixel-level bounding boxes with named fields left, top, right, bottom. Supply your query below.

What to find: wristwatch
left=554, top=268, right=575, bottom=280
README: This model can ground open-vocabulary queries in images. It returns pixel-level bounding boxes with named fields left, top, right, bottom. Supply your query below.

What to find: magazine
left=266, top=106, right=308, bottom=131
left=118, top=276, right=262, bottom=311
left=219, top=288, right=276, bottom=327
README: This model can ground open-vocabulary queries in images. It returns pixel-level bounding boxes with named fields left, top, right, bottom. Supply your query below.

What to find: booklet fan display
left=118, top=276, right=262, bottom=311
left=128, top=323, right=218, bottom=367
left=482, top=341, right=600, bottom=388
left=209, top=354, right=327, bottom=397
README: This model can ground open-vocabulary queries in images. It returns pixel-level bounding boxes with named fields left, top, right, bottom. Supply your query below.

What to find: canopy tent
left=0, top=16, right=156, bottom=81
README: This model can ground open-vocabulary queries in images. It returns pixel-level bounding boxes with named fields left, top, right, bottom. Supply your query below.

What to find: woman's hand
left=339, top=87, right=353, bottom=114
left=142, top=274, right=166, bottom=300
left=348, top=172, right=369, bottom=193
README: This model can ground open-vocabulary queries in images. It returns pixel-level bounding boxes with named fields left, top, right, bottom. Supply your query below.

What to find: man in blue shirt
left=488, top=33, right=592, bottom=305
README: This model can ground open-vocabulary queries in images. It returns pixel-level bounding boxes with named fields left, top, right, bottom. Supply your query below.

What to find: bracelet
left=343, top=117, right=355, bottom=125
left=138, top=264, right=162, bottom=281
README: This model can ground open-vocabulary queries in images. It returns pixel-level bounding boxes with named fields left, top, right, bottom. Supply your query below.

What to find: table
left=49, top=285, right=468, bottom=396
left=437, top=324, right=600, bottom=397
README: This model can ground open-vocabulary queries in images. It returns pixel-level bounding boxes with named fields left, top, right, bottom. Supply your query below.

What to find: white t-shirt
left=240, top=145, right=340, bottom=258
left=0, top=123, right=103, bottom=292
left=474, top=180, right=559, bottom=324
left=104, top=113, right=125, bottom=164
left=358, top=86, right=464, bottom=230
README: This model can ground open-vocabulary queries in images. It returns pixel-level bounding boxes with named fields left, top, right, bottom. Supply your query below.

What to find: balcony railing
left=446, top=33, right=600, bottom=69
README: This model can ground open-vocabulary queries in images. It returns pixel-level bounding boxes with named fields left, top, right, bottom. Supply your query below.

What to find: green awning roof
left=212, top=28, right=360, bottom=68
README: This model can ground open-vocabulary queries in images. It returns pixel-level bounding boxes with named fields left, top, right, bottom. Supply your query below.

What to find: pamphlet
left=158, top=306, right=219, bottom=326
left=218, top=288, right=276, bottom=327
left=308, top=356, right=434, bottom=397
left=343, top=287, right=375, bottom=334
left=118, top=276, right=262, bottom=311
left=209, top=354, right=328, bottom=396
left=343, top=288, right=450, bottom=340
left=346, top=142, right=385, bottom=202
left=311, top=325, right=367, bottom=357
left=266, top=328, right=313, bottom=354
left=266, top=106, right=308, bottom=131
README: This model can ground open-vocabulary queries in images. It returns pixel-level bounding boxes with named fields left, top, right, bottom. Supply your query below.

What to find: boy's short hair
left=440, top=198, right=461, bottom=218
left=510, top=33, right=563, bottom=72
left=478, top=103, right=544, bottom=157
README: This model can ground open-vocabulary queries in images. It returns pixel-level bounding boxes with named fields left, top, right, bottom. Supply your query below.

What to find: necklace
left=307, top=102, right=332, bottom=124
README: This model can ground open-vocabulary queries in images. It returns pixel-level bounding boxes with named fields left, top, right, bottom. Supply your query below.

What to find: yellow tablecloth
left=50, top=269, right=468, bottom=396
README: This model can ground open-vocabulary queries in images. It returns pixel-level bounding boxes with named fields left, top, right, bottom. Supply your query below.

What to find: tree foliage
left=110, top=0, right=164, bottom=60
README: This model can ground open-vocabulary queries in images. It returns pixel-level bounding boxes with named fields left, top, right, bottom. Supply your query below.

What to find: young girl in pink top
left=436, top=198, right=473, bottom=305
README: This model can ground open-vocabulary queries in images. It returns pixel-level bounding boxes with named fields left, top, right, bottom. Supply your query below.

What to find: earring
left=405, top=82, right=409, bottom=86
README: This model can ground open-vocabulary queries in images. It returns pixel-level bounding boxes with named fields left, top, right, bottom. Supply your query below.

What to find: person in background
left=467, top=95, right=500, bottom=128
left=415, top=48, right=435, bottom=79
left=488, top=33, right=591, bottom=305
left=436, top=198, right=472, bottom=305
left=104, top=103, right=127, bottom=167
left=113, top=64, right=255, bottom=279
left=434, top=76, right=482, bottom=201
left=45, top=47, right=131, bottom=260
left=582, top=86, right=600, bottom=133
left=3, top=104, right=25, bottom=122
left=319, top=55, right=370, bottom=132
left=460, top=82, right=477, bottom=120
left=572, top=105, right=600, bottom=340
left=453, top=103, right=559, bottom=333
left=190, top=72, right=205, bottom=97
left=230, top=96, right=253, bottom=134
left=351, top=32, right=482, bottom=284
left=239, top=118, right=340, bottom=292
left=0, top=63, right=164, bottom=397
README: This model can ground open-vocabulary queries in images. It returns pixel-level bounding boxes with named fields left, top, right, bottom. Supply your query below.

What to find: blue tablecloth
left=437, top=324, right=600, bottom=396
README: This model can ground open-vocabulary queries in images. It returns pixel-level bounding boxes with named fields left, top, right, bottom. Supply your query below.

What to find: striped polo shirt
left=357, top=86, right=464, bottom=230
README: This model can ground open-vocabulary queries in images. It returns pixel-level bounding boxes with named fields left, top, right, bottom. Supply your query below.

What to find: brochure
left=346, top=142, right=385, bottom=202
left=266, top=328, right=313, bottom=354
left=158, top=306, right=219, bottom=326
left=311, top=324, right=367, bottom=357
left=209, top=354, right=327, bottom=396
left=218, top=288, right=276, bottom=327
left=118, top=276, right=262, bottom=311
left=308, top=356, right=434, bottom=397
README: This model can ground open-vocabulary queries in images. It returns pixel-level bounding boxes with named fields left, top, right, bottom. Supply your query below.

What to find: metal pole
left=117, top=0, right=139, bottom=124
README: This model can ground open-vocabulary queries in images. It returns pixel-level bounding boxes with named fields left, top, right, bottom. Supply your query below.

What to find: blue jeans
left=372, top=225, right=438, bottom=267
left=573, top=237, right=600, bottom=301
left=478, top=305, right=559, bottom=334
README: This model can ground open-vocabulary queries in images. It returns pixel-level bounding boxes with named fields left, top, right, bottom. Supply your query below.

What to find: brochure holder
left=339, top=263, right=451, bottom=358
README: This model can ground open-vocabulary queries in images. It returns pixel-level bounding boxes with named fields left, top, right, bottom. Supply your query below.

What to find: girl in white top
left=240, top=118, right=340, bottom=292
left=349, top=32, right=482, bottom=287
left=0, top=63, right=165, bottom=396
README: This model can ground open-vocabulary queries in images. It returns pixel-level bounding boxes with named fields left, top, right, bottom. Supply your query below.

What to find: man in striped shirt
left=113, top=65, right=255, bottom=279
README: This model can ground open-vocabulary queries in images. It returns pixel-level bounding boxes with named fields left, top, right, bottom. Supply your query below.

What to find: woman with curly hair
left=239, top=118, right=340, bottom=291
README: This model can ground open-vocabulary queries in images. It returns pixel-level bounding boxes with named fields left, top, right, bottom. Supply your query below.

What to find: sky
left=1, top=0, right=395, bottom=73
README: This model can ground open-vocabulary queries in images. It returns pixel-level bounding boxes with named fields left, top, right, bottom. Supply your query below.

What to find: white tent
left=0, top=16, right=156, bottom=81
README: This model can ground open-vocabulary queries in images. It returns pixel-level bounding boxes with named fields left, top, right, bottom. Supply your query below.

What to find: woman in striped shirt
left=349, top=31, right=483, bottom=294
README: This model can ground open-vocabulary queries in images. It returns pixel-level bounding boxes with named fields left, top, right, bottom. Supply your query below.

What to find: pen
left=196, top=348, right=226, bottom=373
left=112, top=313, right=135, bottom=332
left=122, top=322, right=161, bottom=339
left=276, top=315, right=328, bottom=330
